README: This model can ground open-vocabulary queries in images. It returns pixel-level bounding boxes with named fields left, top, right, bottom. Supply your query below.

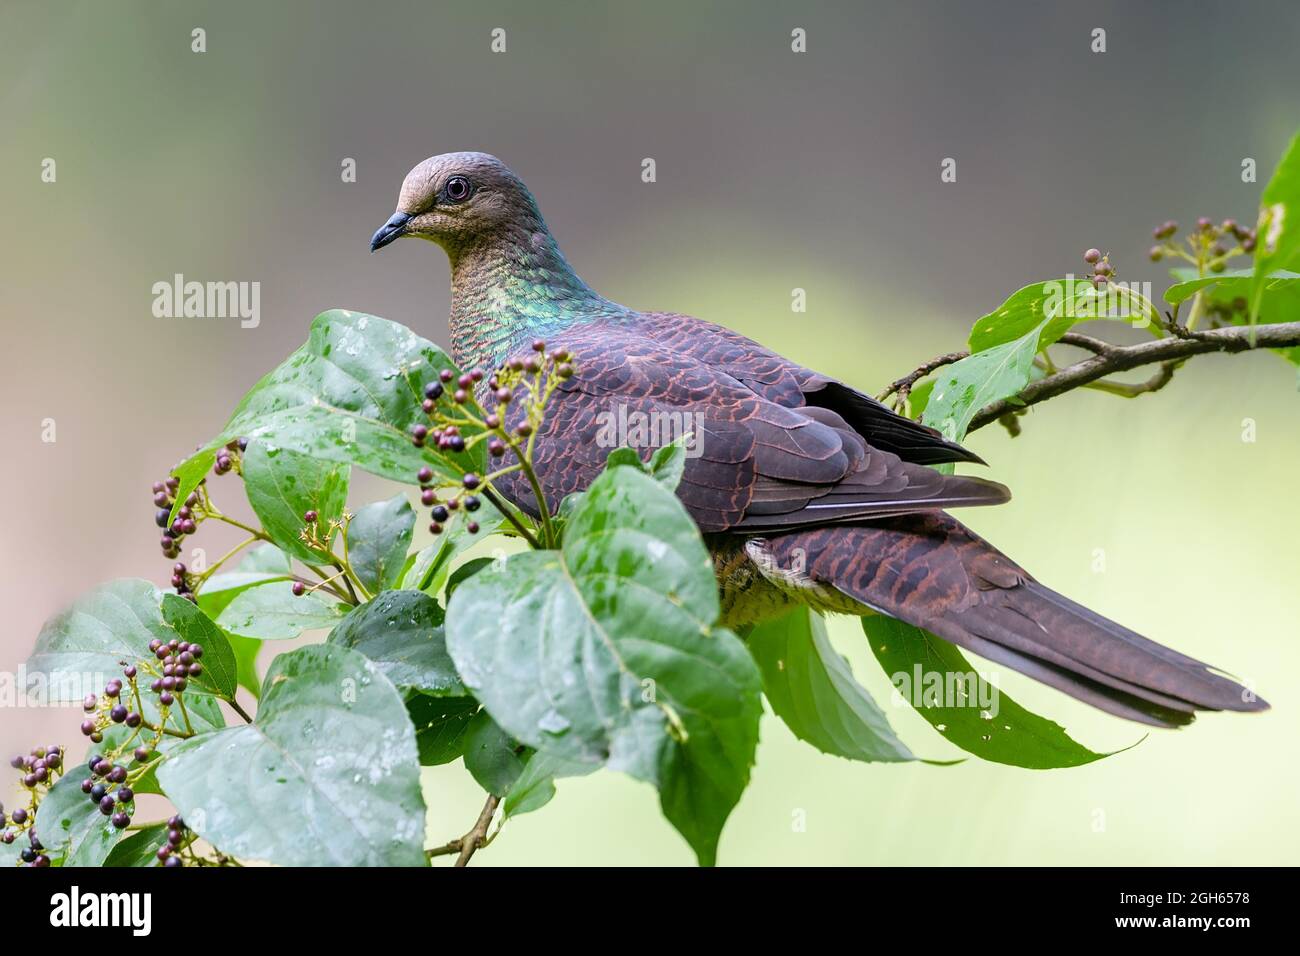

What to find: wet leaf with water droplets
left=347, top=495, right=415, bottom=595
left=446, top=464, right=761, bottom=866
left=750, top=608, right=915, bottom=763
left=242, top=440, right=350, bottom=564
left=327, top=589, right=463, bottom=696
left=156, top=644, right=427, bottom=866
left=863, top=616, right=1116, bottom=769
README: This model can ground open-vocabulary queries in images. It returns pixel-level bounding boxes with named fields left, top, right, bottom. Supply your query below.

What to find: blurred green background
left=2, top=0, right=1298, bottom=865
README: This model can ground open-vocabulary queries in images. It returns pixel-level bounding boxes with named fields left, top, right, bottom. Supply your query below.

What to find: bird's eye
left=443, top=176, right=472, bottom=203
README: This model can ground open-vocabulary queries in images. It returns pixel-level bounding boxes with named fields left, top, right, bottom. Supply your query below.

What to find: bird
left=370, top=151, right=1268, bottom=728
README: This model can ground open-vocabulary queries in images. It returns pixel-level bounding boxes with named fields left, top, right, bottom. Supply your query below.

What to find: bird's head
left=369, top=151, right=541, bottom=255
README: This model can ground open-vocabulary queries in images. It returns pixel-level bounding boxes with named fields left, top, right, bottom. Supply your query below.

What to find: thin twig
left=454, top=795, right=500, bottom=867
left=1081, top=362, right=1180, bottom=398
left=425, top=794, right=502, bottom=866
left=481, top=487, right=541, bottom=548
left=1056, top=331, right=1117, bottom=355
left=876, top=350, right=970, bottom=409
left=330, top=560, right=360, bottom=604
left=966, top=320, right=1300, bottom=432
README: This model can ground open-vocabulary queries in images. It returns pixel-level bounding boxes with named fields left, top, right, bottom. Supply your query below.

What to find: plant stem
left=480, top=487, right=541, bottom=548
left=228, top=698, right=254, bottom=724
left=208, top=512, right=271, bottom=540
left=330, top=561, right=361, bottom=604
left=176, top=694, right=195, bottom=736
left=195, top=535, right=260, bottom=588
left=456, top=795, right=500, bottom=867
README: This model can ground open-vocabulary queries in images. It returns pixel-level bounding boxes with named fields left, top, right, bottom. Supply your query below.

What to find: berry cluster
left=1081, top=247, right=1117, bottom=288
left=154, top=815, right=191, bottom=867
left=150, top=437, right=247, bottom=594
left=79, top=752, right=136, bottom=830
left=4, top=653, right=219, bottom=867
left=151, top=474, right=198, bottom=564
left=80, top=645, right=202, bottom=749
left=145, top=638, right=205, bottom=709
left=213, top=437, right=247, bottom=476
left=2, top=745, right=63, bottom=864
left=0, top=824, right=49, bottom=867
left=408, top=341, right=574, bottom=536
left=8, top=744, right=62, bottom=790
left=1147, top=217, right=1256, bottom=272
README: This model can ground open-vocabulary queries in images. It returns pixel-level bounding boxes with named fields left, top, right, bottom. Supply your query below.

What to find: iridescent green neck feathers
left=446, top=214, right=623, bottom=371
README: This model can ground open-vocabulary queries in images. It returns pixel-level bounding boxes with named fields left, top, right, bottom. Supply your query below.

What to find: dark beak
left=370, top=212, right=412, bottom=252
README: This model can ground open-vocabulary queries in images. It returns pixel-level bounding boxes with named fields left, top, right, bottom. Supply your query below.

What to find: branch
left=454, top=795, right=500, bottom=867
left=425, top=794, right=501, bottom=867
left=966, top=321, right=1300, bottom=433
left=877, top=350, right=970, bottom=410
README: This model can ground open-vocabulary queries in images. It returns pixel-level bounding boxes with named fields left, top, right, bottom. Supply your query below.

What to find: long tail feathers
left=763, top=515, right=1268, bottom=728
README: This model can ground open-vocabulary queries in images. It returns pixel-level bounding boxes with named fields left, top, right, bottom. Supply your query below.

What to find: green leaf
left=1165, top=270, right=1300, bottom=365
left=35, top=771, right=135, bottom=867
left=197, top=544, right=292, bottom=620
left=408, top=691, right=480, bottom=764
left=239, top=544, right=293, bottom=574
left=408, top=694, right=479, bottom=765
left=648, top=439, right=689, bottom=490
left=1252, top=133, right=1300, bottom=326
left=502, top=750, right=592, bottom=819
left=242, top=441, right=350, bottom=564
left=27, top=579, right=172, bottom=701
left=446, top=465, right=762, bottom=866
left=159, top=595, right=239, bottom=701
left=1165, top=268, right=1300, bottom=307
left=400, top=498, right=504, bottom=597
left=968, top=278, right=1142, bottom=354
left=327, top=589, right=465, bottom=696
left=603, top=437, right=689, bottom=491
left=501, top=764, right=557, bottom=818
left=27, top=579, right=237, bottom=704
left=164, top=448, right=216, bottom=527
left=227, top=634, right=262, bottom=699
left=103, top=824, right=169, bottom=867
left=463, top=711, right=531, bottom=797
left=906, top=379, right=935, bottom=419
left=923, top=319, right=1048, bottom=444
left=96, top=725, right=193, bottom=795
left=347, top=494, right=415, bottom=595
left=216, top=582, right=346, bottom=640
left=197, top=574, right=289, bottom=620
left=169, top=310, right=479, bottom=502
left=462, top=712, right=574, bottom=818
left=444, top=557, right=494, bottom=601
left=156, top=644, right=426, bottom=866
left=0, top=835, right=26, bottom=867
left=750, top=609, right=914, bottom=762
left=863, top=616, right=1112, bottom=769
